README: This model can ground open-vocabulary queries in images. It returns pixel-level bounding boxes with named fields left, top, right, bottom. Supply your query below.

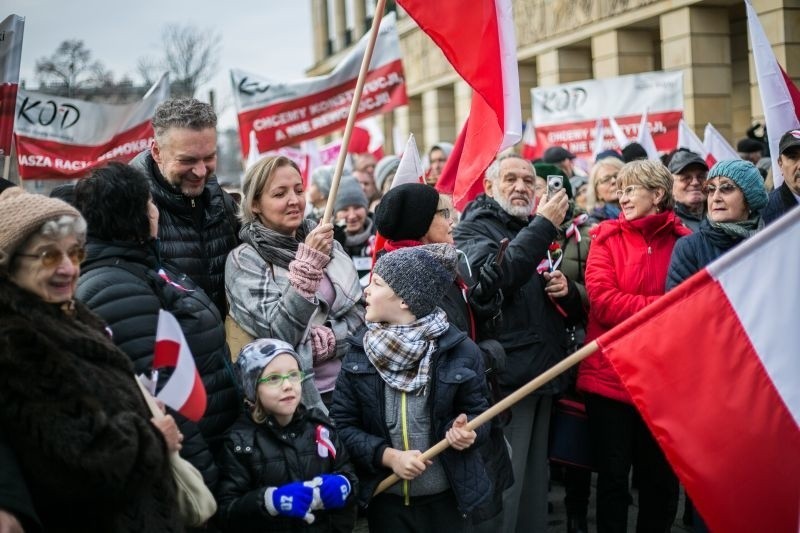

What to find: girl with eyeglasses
left=217, top=338, right=357, bottom=531
left=0, top=187, right=184, bottom=531
left=577, top=160, right=690, bottom=532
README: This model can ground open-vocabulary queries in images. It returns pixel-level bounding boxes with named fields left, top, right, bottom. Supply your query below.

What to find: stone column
left=748, top=0, right=800, bottom=122
left=661, top=6, right=732, bottom=139
left=591, top=29, right=655, bottom=79
left=311, top=0, right=330, bottom=63
left=518, top=61, right=538, bottom=121
left=394, top=95, right=424, bottom=149
left=730, top=16, right=752, bottom=138
left=333, top=0, right=348, bottom=52
left=353, top=0, right=367, bottom=39
left=453, top=80, right=472, bottom=133
left=536, top=47, right=592, bottom=87
left=422, top=86, right=456, bottom=152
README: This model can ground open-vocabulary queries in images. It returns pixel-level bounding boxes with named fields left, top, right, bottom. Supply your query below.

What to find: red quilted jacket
left=577, top=211, right=691, bottom=403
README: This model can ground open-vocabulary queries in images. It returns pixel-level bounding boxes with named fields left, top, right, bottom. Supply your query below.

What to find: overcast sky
left=5, top=0, right=314, bottom=128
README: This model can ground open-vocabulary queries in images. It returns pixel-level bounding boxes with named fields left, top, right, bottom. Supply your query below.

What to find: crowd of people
left=0, top=96, right=797, bottom=533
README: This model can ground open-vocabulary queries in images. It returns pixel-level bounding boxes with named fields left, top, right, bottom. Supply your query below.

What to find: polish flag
left=399, top=0, right=522, bottom=210
left=348, top=117, right=385, bottom=160
left=608, top=116, right=631, bottom=148
left=676, top=119, right=708, bottom=158
left=703, top=123, right=739, bottom=167
left=521, top=118, right=543, bottom=161
left=596, top=207, right=800, bottom=533
left=392, top=133, right=425, bottom=188
left=153, top=309, right=207, bottom=422
left=0, top=14, right=25, bottom=157
left=635, top=109, right=660, bottom=160
left=746, top=0, right=800, bottom=187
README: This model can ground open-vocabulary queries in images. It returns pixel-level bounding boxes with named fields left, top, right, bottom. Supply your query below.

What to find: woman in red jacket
left=578, top=160, right=690, bottom=533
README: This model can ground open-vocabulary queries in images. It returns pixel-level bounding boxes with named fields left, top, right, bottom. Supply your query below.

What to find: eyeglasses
left=614, top=185, right=640, bottom=199
left=16, top=246, right=85, bottom=268
left=597, top=174, right=617, bottom=185
left=703, top=183, right=739, bottom=196
left=257, top=370, right=305, bottom=387
left=677, top=173, right=706, bottom=184
left=436, top=208, right=451, bottom=220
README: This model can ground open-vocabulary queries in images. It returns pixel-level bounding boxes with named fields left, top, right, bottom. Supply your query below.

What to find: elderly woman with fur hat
left=667, top=159, right=768, bottom=289
left=226, top=155, right=365, bottom=411
left=0, top=188, right=184, bottom=531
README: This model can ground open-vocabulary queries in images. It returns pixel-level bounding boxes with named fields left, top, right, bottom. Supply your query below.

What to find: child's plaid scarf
left=364, top=308, right=449, bottom=394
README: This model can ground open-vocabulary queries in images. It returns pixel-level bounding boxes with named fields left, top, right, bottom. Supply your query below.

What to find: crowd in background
left=0, top=96, right=797, bottom=533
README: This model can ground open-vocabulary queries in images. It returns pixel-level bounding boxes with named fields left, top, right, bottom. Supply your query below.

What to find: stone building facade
left=308, top=0, right=799, bottom=155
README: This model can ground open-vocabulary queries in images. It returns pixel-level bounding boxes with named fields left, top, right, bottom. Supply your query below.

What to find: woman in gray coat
left=226, top=156, right=365, bottom=410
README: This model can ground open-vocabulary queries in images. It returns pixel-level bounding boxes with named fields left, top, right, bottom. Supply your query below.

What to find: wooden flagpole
left=321, top=0, right=387, bottom=225
left=373, top=340, right=600, bottom=496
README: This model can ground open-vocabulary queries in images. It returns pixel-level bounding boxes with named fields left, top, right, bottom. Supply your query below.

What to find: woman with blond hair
left=225, top=156, right=365, bottom=410
left=586, top=157, right=625, bottom=225
left=578, top=160, right=690, bottom=532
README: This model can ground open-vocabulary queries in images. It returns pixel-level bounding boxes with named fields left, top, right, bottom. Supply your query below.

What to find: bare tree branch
left=34, top=39, right=112, bottom=97
left=159, top=24, right=221, bottom=97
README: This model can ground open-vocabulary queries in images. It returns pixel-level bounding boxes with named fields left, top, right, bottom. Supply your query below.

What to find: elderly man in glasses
left=668, top=149, right=709, bottom=231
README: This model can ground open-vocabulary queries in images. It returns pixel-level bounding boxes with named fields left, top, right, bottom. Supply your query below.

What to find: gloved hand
left=265, top=482, right=316, bottom=523
left=471, top=256, right=503, bottom=304
left=318, top=474, right=351, bottom=510
left=310, top=325, right=336, bottom=363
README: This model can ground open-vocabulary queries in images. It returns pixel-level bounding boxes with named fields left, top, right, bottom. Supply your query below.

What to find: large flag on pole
left=14, top=73, right=169, bottom=179
left=596, top=207, right=800, bottom=533
left=746, top=0, right=800, bottom=187
left=399, top=0, right=522, bottom=210
left=0, top=14, right=25, bottom=157
left=153, top=309, right=208, bottom=422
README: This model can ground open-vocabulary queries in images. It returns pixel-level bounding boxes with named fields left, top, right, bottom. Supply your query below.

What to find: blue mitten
left=318, top=474, right=351, bottom=510
left=264, top=482, right=315, bottom=523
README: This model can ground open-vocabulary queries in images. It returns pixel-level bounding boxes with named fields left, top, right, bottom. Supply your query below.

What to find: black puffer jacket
left=0, top=280, right=183, bottom=532
left=453, top=195, right=585, bottom=396
left=216, top=408, right=358, bottom=533
left=76, top=239, right=241, bottom=489
left=330, top=325, right=491, bottom=514
left=130, top=150, right=240, bottom=315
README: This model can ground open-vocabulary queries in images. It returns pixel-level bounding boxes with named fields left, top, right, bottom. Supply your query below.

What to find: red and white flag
left=14, top=73, right=169, bottom=179
left=392, top=133, right=424, bottom=188
left=746, top=0, right=800, bottom=187
left=232, top=12, right=406, bottom=156
left=348, top=117, right=385, bottom=159
left=635, top=109, right=660, bottom=160
left=153, top=309, right=207, bottom=422
left=400, top=0, right=522, bottom=210
left=703, top=122, right=739, bottom=166
left=596, top=207, right=800, bottom=533
left=676, top=119, right=707, bottom=158
left=0, top=14, right=25, bottom=157
left=522, top=118, right=543, bottom=161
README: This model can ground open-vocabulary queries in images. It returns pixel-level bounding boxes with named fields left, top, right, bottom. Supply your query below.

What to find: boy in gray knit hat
left=330, top=243, right=492, bottom=532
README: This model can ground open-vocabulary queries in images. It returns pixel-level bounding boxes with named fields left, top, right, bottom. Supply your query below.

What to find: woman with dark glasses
left=0, top=187, right=183, bottom=531
left=667, top=159, right=768, bottom=291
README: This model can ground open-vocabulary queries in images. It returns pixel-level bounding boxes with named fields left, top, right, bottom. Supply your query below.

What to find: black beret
left=374, top=183, right=440, bottom=241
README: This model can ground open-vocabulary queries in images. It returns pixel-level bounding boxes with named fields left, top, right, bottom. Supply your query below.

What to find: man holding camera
left=454, top=154, right=587, bottom=533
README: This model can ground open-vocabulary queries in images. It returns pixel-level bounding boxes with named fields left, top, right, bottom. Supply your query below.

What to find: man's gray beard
left=492, top=181, right=532, bottom=220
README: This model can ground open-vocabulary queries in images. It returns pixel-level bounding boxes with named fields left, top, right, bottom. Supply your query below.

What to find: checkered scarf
left=363, top=308, right=449, bottom=394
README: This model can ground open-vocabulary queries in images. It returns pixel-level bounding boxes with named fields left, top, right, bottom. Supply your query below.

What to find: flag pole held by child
left=374, top=341, right=600, bottom=495
left=321, top=0, right=388, bottom=224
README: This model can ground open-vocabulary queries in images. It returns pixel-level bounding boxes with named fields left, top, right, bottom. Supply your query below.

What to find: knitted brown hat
left=0, top=188, right=82, bottom=267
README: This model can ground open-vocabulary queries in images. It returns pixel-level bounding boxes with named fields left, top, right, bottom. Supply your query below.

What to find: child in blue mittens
left=216, top=339, right=357, bottom=532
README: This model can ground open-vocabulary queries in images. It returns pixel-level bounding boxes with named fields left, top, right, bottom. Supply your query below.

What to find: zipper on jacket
left=647, top=245, right=652, bottom=254
left=191, top=198, right=196, bottom=208
left=401, top=391, right=410, bottom=506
